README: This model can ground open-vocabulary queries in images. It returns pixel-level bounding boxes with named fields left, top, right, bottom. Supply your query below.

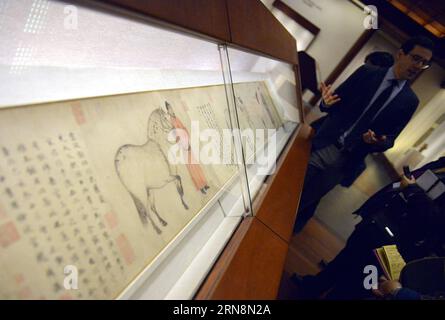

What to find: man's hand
left=362, top=129, right=386, bottom=144
left=400, top=174, right=416, bottom=189
left=320, top=82, right=341, bottom=107
left=372, top=276, right=402, bottom=298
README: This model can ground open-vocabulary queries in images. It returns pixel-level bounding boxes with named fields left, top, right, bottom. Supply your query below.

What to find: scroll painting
left=0, top=81, right=282, bottom=299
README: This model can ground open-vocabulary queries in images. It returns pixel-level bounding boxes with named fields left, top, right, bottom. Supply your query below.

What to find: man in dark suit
left=293, top=36, right=434, bottom=233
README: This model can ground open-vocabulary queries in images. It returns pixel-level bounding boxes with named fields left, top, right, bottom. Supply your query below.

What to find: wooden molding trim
left=272, top=0, right=320, bottom=36
left=226, top=0, right=298, bottom=65
left=96, top=0, right=231, bottom=42
left=94, top=0, right=298, bottom=65
left=309, top=29, right=375, bottom=106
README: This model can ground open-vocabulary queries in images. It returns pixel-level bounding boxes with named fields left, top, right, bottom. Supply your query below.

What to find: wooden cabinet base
left=195, top=217, right=288, bottom=300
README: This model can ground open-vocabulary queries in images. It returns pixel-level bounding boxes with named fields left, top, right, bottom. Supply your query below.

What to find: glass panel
left=218, top=44, right=253, bottom=218
left=226, top=46, right=301, bottom=214
left=0, top=0, right=247, bottom=300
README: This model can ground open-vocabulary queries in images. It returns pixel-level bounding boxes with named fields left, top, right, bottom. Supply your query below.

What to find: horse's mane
left=148, top=108, right=162, bottom=123
left=147, top=108, right=172, bottom=140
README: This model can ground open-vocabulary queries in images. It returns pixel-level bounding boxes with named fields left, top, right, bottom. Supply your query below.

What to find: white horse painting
left=115, top=105, right=189, bottom=234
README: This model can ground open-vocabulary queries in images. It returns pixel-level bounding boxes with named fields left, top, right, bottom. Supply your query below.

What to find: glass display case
left=226, top=47, right=301, bottom=208
left=0, top=0, right=301, bottom=299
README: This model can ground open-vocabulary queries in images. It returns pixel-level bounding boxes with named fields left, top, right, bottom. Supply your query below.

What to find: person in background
left=364, top=51, right=394, bottom=68
left=310, top=50, right=395, bottom=188
left=356, top=156, right=445, bottom=221
left=294, top=36, right=434, bottom=234
left=292, top=157, right=445, bottom=299
left=373, top=256, right=445, bottom=300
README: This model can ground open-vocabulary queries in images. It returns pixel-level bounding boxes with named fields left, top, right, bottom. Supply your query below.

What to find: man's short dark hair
left=401, top=36, right=435, bottom=55
left=364, top=51, right=394, bottom=68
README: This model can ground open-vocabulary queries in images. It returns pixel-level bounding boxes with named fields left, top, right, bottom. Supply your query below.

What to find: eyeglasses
left=408, top=53, right=431, bottom=70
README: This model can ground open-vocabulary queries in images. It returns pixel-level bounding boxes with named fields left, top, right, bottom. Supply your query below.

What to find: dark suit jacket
left=311, top=65, right=419, bottom=186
